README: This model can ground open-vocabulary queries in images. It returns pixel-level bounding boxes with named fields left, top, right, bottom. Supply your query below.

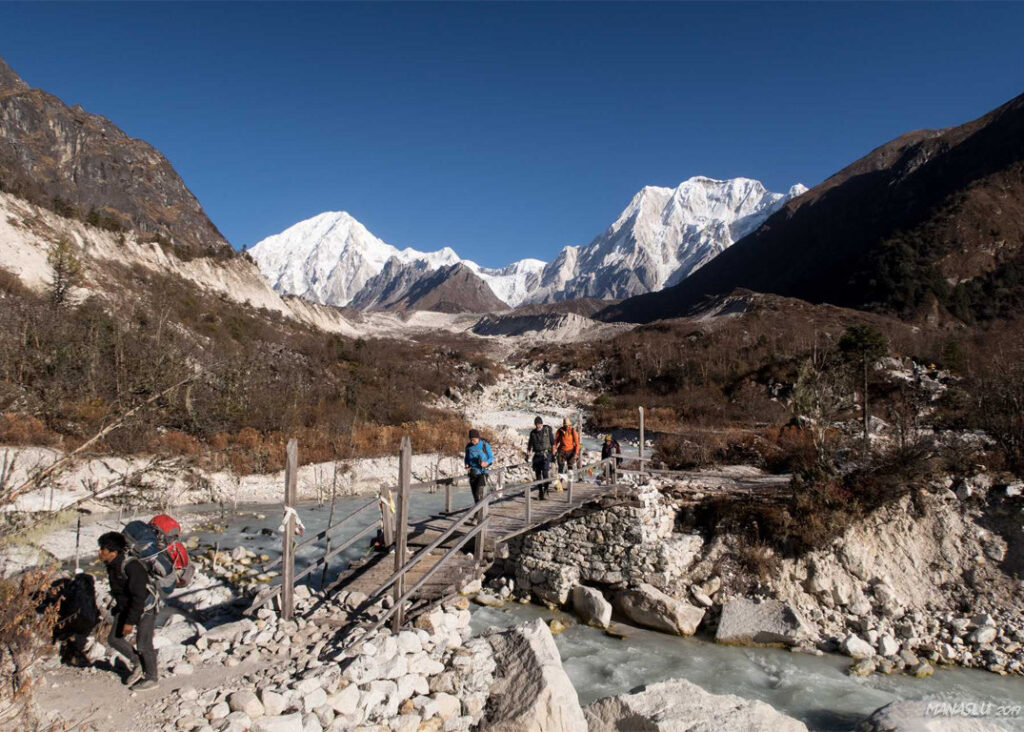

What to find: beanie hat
left=534, top=416, right=543, bottom=425
left=468, top=429, right=481, bottom=439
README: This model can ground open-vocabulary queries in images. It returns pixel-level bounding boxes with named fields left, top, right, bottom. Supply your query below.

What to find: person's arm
left=464, top=444, right=472, bottom=472
left=482, top=441, right=493, bottom=467
left=122, top=561, right=150, bottom=628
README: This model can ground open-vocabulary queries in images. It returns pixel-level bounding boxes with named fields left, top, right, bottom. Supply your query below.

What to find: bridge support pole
left=445, top=480, right=452, bottom=514
left=638, top=406, right=645, bottom=478
left=281, top=439, right=298, bottom=621
left=525, top=481, right=531, bottom=523
left=392, top=436, right=411, bottom=631
left=474, top=500, right=488, bottom=566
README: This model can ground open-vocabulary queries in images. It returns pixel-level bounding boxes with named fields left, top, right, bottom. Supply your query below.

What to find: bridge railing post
left=567, top=469, right=574, bottom=504
left=281, top=439, right=298, bottom=621
left=525, top=480, right=532, bottom=523
left=474, top=501, right=488, bottom=565
left=392, top=436, right=411, bottom=632
left=638, top=406, right=646, bottom=478
left=445, top=480, right=452, bottom=514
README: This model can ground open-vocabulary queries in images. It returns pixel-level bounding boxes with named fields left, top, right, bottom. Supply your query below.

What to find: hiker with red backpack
left=98, top=531, right=159, bottom=690
left=96, top=514, right=193, bottom=690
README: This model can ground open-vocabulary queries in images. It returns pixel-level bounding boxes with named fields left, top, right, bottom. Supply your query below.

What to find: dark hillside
left=602, top=91, right=1024, bottom=323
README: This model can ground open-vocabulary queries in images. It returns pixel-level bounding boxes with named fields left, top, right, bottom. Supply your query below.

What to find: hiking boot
left=124, top=666, right=144, bottom=687
left=132, top=678, right=158, bottom=691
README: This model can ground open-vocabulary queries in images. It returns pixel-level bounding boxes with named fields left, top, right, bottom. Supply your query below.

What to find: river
left=185, top=494, right=1024, bottom=732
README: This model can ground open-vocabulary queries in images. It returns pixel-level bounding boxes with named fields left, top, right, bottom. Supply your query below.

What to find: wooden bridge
left=247, top=407, right=791, bottom=643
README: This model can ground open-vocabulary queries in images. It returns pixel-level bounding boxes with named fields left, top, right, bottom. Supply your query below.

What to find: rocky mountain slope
left=354, top=261, right=510, bottom=313
left=0, top=55, right=231, bottom=259
left=602, top=91, right=1024, bottom=324
left=250, top=177, right=803, bottom=311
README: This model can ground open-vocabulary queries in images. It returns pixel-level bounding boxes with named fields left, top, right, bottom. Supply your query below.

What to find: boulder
left=715, top=598, right=813, bottom=647
left=572, top=586, right=612, bottom=629
left=616, top=584, right=705, bottom=636
left=584, top=678, right=807, bottom=732
left=856, top=701, right=1004, bottom=731
left=229, top=690, right=265, bottom=718
left=842, top=635, right=876, bottom=659
left=480, top=619, right=587, bottom=732
left=251, top=714, right=304, bottom=732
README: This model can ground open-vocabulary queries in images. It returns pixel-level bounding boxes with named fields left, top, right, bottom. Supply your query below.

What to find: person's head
left=604, top=434, right=612, bottom=442
left=468, top=428, right=480, bottom=445
left=562, top=417, right=571, bottom=428
left=534, top=417, right=543, bottom=427
left=98, top=532, right=126, bottom=563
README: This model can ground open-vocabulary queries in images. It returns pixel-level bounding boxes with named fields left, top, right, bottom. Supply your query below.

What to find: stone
left=208, top=703, right=231, bottom=721
left=230, top=691, right=265, bottom=719
left=302, top=688, right=327, bottom=713
left=480, top=619, right=587, bottom=732
left=842, top=635, right=876, bottom=660
left=616, top=584, right=705, bottom=636
left=715, top=598, right=813, bottom=647
left=849, top=658, right=877, bottom=677
left=571, top=586, right=612, bottom=629
left=459, top=579, right=482, bottom=595
left=432, top=693, right=461, bottom=721
left=327, top=684, right=359, bottom=717
left=549, top=618, right=568, bottom=634
left=857, top=701, right=1005, bottom=731
left=911, top=662, right=934, bottom=678
left=878, top=635, right=900, bottom=658
left=970, top=626, right=997, bottom=645
left=473, top=593, right=504, bottom=607
left=584, top=678, right=807, bottom=732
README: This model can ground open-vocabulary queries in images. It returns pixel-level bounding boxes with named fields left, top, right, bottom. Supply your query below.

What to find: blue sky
left=2, top=2, right=1023, bottom=267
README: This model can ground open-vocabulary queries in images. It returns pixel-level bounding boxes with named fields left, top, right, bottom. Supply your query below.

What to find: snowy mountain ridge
left=249, top=176, right=805, bottom=309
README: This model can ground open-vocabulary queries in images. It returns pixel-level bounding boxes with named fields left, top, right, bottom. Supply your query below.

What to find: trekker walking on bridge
left=464, top=429, right=493, bottom=504
left=555, top=417, right=580, bottom=476
left=526, top=416, right=555, bottom=500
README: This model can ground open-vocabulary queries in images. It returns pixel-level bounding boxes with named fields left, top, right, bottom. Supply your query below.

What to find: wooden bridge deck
left=335, top=479, right=618, bottom=607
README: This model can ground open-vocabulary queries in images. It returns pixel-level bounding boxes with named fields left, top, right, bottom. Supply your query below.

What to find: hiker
left=526, top=416, right=555, bottom=500
left=37, top=573, right=99, bottom=668
left=601, top=434, right=622, bottom=464
left=464, top=428, right=493, bottom=504
left=98, top=532, right=159, bottom=690
left=555, top=417, right=580, bottom=476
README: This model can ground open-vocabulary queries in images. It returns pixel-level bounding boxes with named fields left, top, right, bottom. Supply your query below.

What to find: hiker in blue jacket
left=464, top=429, right=493, bottom=504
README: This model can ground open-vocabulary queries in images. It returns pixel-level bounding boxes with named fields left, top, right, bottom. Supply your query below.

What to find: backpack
left=532, top=425, right=554, bottom=455
left=151, top=514, right=195, bottom=587
left=122, top=515, right=195, bottom=604
left=49, top=574, right=99, bottom=637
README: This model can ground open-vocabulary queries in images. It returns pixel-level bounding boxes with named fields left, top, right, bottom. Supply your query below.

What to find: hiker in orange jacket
left=554, top=417, right=580, bottom=475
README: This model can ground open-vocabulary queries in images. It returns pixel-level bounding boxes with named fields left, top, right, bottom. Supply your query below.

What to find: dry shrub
left=148, top=429, right=202, bottom=456
left=0, top=571, right=57, bottom=728
left=0, top=414, right=58, bottom=447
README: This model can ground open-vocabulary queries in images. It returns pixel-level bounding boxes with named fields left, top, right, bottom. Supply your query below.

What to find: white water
left=471, top=603, right=1024, bottom=731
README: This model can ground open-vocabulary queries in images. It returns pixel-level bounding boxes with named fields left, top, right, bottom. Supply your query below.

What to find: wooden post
left=445, top=480, right=453, bottom=514
left=525, top=480, right=532, bottom=523
left=474, top=500, right=488, bottom=564
left=281, top=438, right=298, bottom=620
left=638, top=406, right=645, bottom=476
left=497, top=468, right=504, bottom=496
left=392, top=436, right=411, bottom=631
left=380, top=487, right=395, bottom=547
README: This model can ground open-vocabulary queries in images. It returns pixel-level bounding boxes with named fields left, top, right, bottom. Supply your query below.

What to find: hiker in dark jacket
left=37, top=573, right=99, bottom=667
left=526, top=416, right=555, bottom=500
left=601, top=434, right=622, bottom=464
left=98, top=532, right=159, bottom=690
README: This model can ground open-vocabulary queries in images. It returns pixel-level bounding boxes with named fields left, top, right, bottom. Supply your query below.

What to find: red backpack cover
left=150, top=514, right=192, bottom=585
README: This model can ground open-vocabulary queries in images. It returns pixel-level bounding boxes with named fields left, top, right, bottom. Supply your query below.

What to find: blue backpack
left=122, top=521, right=178, bottom=609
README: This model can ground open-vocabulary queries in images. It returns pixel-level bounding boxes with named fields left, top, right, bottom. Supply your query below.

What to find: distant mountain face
left=0, top=55, right=231, bottom=258
left=602, top=92, right=1024, bottom=324
left=530, top=177, right=805, bottom=303
left=250, top=177, right=801, bottom=311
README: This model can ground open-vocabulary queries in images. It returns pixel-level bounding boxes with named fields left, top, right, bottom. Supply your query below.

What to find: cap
left=468, top=429, right=481, bottom=439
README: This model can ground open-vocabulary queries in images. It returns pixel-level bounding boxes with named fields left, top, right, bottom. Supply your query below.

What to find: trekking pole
left=74, top=512, right=82, bottom=573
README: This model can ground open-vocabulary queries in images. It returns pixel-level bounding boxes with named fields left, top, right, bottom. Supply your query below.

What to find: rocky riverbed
left=484, top=476, right=1024, bottom=681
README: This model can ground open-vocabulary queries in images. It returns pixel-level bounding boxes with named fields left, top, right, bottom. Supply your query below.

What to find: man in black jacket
left=98, top=532, right=158, bottom=690
left=526, top=416, right=555, bottom=500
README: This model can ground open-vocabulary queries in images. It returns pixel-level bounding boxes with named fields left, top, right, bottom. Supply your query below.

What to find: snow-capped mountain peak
left=249, top=176, right=803, bottom=311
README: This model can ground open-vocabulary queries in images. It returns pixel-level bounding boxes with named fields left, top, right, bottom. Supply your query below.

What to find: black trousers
left=532, top=454, right=551, bottom=498
left=469, top=472, right=488, bottom=504
left=108, top=610, right=157, bottom=681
